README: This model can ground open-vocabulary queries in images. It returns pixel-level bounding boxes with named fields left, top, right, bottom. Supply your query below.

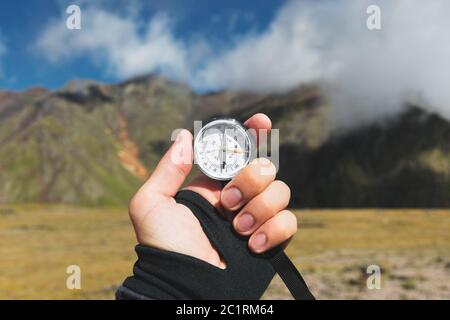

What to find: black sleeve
left=115, top=190, right=275, bottom=300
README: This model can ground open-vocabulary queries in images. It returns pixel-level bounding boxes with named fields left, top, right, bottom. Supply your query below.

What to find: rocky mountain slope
left=0, top=75, right=448, bottom=207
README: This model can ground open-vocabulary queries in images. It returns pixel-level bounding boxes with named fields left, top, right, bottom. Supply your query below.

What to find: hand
left=128, top=114, right=297, bottom=269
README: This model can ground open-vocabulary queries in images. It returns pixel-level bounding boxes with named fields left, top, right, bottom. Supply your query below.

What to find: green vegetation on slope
left=0, top=76, right=449, bottom=207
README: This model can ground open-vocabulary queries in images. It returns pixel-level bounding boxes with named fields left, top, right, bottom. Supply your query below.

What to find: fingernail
left=250, top=233, right=267, bottom=252
left=235, top=213, right=255, bottom=232
left=221, top=187, right=242, bottom=209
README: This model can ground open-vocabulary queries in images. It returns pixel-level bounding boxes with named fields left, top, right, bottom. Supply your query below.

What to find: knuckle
left=246, top=169, right=262, bottom=189
left=255, top=158, right=277, bottom=178
left=256, top=195, right=273, bottom=216
left=273, top=180, right=291, bottom=202
left=279, top=228, right=293, bottom=241
left=284, top=211, right=298, bottom=235
left=267, top=161, right=277, bottom=176
left=128, top=196, right=139, bottom=215
left=274, top=180, right=290, bottom=193
left=128, top=193, right=146, bottom=220
left=274, top=211, right=297, bottom=239
left=249, top=157, right=275, bottom=175
left=238, top=165, right=263, bottom=193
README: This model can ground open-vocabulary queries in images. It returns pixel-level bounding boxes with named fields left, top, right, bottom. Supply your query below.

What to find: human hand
left=128, top=114, right=297, bottom=269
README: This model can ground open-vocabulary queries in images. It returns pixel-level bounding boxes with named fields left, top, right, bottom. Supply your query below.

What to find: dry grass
left=266, top=209, right=450, bottom=299
left=1, top=205, right=449, bottom=299
left=0, top=204, right=136, bottom=299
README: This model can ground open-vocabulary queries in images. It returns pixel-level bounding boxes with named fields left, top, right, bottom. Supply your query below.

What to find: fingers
left=143, top=129, right=193, bottom=197
left=221, top=158, right=277, bottom=211
left=130, top=129, right=193, bottom=216
left=183, top=175, right=223, bottom=210
left=233, top=180, right=290, bottom=235
left=244, top=113, right=272, bottom=142
left=184, top=113, right=272, bottom=212
left=231, top=179, right=294, bottom=254
left=248, top=210, right=298, bottom=253
left=243, top=113, right=271, bottom=130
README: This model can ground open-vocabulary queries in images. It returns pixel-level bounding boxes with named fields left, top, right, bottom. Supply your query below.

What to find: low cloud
left=36, top=0, right=450, bottom=125
left=197, top=0, right=450, bottom=126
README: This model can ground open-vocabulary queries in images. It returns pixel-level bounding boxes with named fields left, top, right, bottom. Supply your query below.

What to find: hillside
left=0, top=75, right=449, bottom=207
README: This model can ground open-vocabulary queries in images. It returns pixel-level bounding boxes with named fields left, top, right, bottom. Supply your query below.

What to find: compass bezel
left=194, top=118, right=255, bottom=181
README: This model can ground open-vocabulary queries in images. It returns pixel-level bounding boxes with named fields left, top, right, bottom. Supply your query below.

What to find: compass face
left=194, top=119, right=254, bottom=180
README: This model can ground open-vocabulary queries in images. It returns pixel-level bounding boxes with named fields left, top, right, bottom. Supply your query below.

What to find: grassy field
left=0, top=205, right=449, bottom=299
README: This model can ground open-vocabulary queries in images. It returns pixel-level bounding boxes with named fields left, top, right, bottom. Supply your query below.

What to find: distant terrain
left=1, top=205, right=449, bottom=299
left=0, top=75, right=449, bottom=207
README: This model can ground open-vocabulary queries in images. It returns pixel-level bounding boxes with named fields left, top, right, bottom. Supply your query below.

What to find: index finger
left=244, top=113, right=272, bottom=143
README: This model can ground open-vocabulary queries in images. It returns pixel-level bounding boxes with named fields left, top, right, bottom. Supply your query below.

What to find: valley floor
left=0, top=205, right=449, bottom=299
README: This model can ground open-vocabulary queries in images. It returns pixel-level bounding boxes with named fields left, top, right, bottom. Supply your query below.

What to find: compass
left=194, top=118, right=255, bottom=181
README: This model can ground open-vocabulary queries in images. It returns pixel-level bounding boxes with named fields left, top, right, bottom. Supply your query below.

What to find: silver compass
left=194, top=118, right=255, bottom=181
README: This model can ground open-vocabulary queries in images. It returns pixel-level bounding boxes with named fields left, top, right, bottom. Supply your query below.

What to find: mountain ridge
left=0, top=74, right=449, bottom=207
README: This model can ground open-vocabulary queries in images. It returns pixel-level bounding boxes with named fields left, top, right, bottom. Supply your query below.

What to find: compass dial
left=194, top=119, right=254, bottom=181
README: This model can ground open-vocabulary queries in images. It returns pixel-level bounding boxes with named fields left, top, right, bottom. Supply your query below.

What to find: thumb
left=146, top=129, right=193, bottom=197
left=132, top=129, right=193, bottom=213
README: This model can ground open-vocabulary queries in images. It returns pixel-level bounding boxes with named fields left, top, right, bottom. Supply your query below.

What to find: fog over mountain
left=36, top=0, right=450, bottom=128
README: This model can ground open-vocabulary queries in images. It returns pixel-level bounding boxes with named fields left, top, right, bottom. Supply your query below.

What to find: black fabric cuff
left=117, top=190, right=275, bottom=300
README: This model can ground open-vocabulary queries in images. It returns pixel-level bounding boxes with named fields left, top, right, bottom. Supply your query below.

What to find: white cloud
left=36, top=0, right=450, bottom=125
left=197, top=0, right=450, bottom=125
left=36, top=9, right=190, bottom=81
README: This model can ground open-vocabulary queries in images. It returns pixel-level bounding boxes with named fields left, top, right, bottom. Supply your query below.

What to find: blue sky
left=0, top=0, right=284, bottom=90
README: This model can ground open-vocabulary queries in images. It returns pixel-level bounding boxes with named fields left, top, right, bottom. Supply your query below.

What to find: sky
left=0, top=0, right=283, bottom=90
left=0, top=0, right=450, bottom=126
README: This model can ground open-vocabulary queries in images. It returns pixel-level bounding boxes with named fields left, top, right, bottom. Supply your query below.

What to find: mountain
left=278, top=107, right=450, bottom=207
left=0, top=75, right=449, bottom=207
